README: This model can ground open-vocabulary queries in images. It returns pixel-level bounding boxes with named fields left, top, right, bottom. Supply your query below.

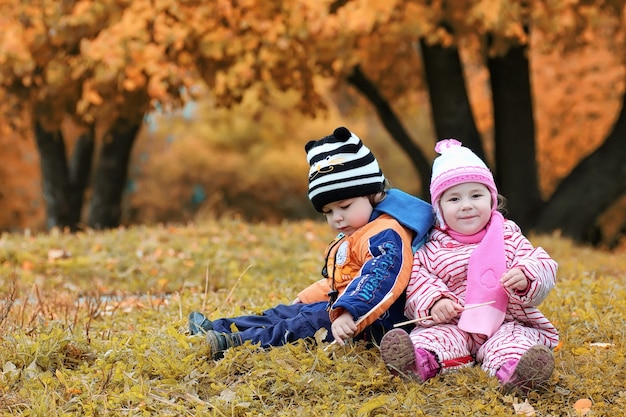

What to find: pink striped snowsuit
left=405, top=220, right=558, bottom=375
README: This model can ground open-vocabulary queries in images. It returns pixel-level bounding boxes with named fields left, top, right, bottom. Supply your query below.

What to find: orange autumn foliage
left=1, top=37, right=623, bottom=230
left=0, top=1, right=623, bottom=233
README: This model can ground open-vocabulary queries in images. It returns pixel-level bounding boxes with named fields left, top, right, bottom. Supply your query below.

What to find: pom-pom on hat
left=305, top=127, right=385, bottom=212
left=430, top=139, right=498, bottom=229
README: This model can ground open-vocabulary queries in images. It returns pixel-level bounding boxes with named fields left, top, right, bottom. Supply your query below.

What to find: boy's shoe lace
left=188, top=311, right=213, bottom=335
left=379, top=328, right=440, bottom=382
left=205, top=330, right=242, bottom=360
left=496, top=345, right=555, bottom=394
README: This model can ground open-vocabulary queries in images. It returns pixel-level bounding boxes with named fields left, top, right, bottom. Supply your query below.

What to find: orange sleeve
left=297, top=279, right=331, bottom=304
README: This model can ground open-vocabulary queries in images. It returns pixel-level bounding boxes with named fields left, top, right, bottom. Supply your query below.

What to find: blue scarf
left=371, top=189, right=434, bottom=252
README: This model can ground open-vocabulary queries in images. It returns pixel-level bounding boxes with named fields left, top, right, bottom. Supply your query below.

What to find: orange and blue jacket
left=297, top=189, right=433, bottom=334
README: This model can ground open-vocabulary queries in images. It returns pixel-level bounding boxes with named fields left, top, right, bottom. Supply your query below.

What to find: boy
left=189, top=127, right=434, bottom=359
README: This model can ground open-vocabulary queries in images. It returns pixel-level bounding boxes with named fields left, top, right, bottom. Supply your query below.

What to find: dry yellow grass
left=0, top=220, right=624, bottom=416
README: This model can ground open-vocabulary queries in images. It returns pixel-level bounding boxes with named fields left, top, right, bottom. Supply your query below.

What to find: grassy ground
left=0, top=219, right=624, bottom=416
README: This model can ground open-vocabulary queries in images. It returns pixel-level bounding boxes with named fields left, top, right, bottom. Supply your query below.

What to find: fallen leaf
left=574, top=398, right=592, bottom=416
left=219, top=388, right=236, bottom=403
left=572, top=347, right=590, bottom=355
left=513, top=399, right=536, bottom=416
left=48, top=248, right=70, bottom=260
left=555, top=386, right=571, bottom=395
left=357, top=395, right=394, bottom=416
left=589, top=342, right=614, bottom=348
left=314, top=327, right=328, bottom=345
left=554, top=340, right=564, bottom=352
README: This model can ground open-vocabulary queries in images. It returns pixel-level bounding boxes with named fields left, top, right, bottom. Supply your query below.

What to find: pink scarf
left=454, top=211, right=508, bottom=337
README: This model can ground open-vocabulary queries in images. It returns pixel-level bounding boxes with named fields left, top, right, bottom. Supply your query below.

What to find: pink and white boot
left=496, top=345, right=555, bottom=394
left=379, top=329, right=440, bottom=382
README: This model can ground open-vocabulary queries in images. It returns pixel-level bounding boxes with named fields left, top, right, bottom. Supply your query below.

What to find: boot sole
left=380, top=329, right=421, bottom=381
left=502, top=345, right=555, bottom=394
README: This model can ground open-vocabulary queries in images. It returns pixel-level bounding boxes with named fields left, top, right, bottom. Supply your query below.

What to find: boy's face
left=439, top=182, right=492, bottom=235
left=322, top=196, right=373, bottom=236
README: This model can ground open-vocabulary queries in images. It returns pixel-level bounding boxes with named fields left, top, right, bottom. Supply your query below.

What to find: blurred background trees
left=0, top=0, right=625, bottom=249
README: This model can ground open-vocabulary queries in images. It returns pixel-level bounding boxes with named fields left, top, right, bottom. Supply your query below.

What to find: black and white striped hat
left=305, top=127, right=385, bottom=212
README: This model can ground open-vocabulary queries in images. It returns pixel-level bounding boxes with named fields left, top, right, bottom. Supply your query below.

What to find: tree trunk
left=535, top=93, right=626, bottom=243
left=487, top=42, right=543, bottom=230
left=347, top=65, right=432, bottom=198
left=419, top=38, right=485, bottom=160
left=67, top=127, right=95, bottom=227
left=34, top=121, right=99, bottom=231
left=33, top=121, right=73, bottom=230
left=87, top=118, right=140, bottom=229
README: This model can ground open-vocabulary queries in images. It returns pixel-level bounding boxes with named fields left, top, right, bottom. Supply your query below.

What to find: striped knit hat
left=430, top=139, right=498, bottom=229
left=305, top=127, right=385, bottom=212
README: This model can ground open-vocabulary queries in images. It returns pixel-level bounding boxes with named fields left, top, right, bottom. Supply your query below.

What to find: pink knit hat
left=430, top=139, right=498, bottom=229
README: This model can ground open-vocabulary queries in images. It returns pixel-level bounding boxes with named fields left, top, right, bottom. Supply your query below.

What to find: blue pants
left=212, top=302, right=391, bottom=349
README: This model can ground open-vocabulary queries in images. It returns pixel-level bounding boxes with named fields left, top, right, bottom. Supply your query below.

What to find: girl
left=380, top=139, right=558, bottom=395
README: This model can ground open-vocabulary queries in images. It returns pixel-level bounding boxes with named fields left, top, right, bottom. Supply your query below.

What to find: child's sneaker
left=380, top=328, right=440, bottom=382
left=205, top=330, right=242, bottom=360
left=188, top=311, right=213, bottom=335
left=496, top=345, right=554, bottom=394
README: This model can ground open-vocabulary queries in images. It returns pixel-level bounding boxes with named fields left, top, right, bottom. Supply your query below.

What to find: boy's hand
left=291, top=297, right=302, bottom=304
left=430, top=298, right=463, bottom=324
left=331, top=312, right=357, bottom=345
left=500, top=267, right=529, bottom=292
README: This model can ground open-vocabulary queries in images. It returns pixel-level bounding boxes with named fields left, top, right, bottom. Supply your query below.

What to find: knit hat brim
left=429, top=139, right=498, bottom=229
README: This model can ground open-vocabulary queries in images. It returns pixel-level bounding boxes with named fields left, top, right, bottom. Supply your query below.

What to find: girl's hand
left=500, top=267, right=529, bottom=292
left=430, top=298, right=463, bottom=323
left=331, top=312, right=357, bottom=345
left=291, top=297, right=302, bottom=305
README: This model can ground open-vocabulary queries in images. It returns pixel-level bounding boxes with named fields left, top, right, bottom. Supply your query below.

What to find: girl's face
left=322, top=196, right=374, bottom=236
left=439, top=182, right=492, bottom=235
